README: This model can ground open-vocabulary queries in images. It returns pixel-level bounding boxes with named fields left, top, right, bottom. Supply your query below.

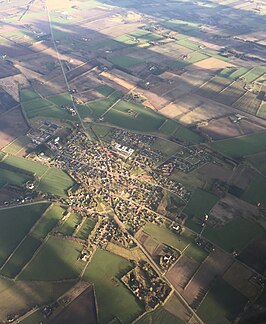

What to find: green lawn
left=197, top=277, right=247, bottom=324
left=82, top=249, right=143, bottom=324
left=242, top=175, right=266, bottom=206
left=3, top=136, right=31, bottom=155
left=184, top=243, right=209, bottom=263
left=0, top=236, right=41, bottom=278
left=209, top=132, right=266, bottom=158
left=136, top=306, right=184, bottom=324
left=37, top=168, right=74, bottom=197
left=204, top=217, right=265, bottom=252
left=19, top=236, right=84, bottom=281
left=0, top=203, right=49, bottom=267
left=75, top=218, right=96, bottom=240
left=58, top=213, right=83, bottom=236
left=143, top=223, right=194, bottom=252
left=31, top=205, right=66, bottom=239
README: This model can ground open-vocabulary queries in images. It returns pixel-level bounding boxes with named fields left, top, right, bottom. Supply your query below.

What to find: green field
left=136, top=306, right=184, bottom=324
left=172, top=124, right=203, bottom=144
left=186, top=51, right=209, bottom=63
left=204, top=217, right=264, bottom=252
left=176, top=38, right=200, bottom=50
left=31, top=205, right=66, bottom=239
left=159, top=119, right=178, bottom=136
left=247, top=152, right=266, bottom=175
left=109, top=55, right=144, bottom=68
left=242, top=175, right=266, bottom=206
left=96, top=85, right=115, bottom=97
left=183, top=189, right=219, bottom=219
left=0, top=203, right=49, bottom=267
left=20, top=89, right=41, bottom=102
left=243, top=66, right=266, bottom=83
left=0, top=236, right=41, bottom=278
left=46, top=93, right=73, bottom=106
left=37, top=168, right=74, bottom=197
left=143, top=223, right=194, bottom=252
left=257, top=103, right=266, bottom=119
left=0, top=166, right=31, bottom=188
left=218, top=67, right=250, bottom=80
left=19, top=236, right=84, bottom=281
left=209, top=131, right=266, bottom=158
left=3, top=136, right=31, bottom=155
left=82, top=249, right=143, bottom=323
left=197, top=277, right=247, bottom=323
left=184, top=243, right=209, bottom=263
left=75, top=218, right=96, bottom=240
left=58, top=212, right=83, bottom=236
left=104, top=100, right=165, bottom=132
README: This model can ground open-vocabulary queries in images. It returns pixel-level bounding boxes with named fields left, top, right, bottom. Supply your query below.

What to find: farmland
left=0, top=203, right=49, bottom=267
left=19, top=236, right=84, bottom=281
left=82, top=249, right=143, bottom=323
left=58, top=212, right=83, bottom=236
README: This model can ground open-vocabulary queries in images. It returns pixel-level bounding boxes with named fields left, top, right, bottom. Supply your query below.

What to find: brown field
left=0, top=74, right=29, bottom=101
left=0, top=89, right=18, bottom=114
left=164, top=293, right=193, bottom=323
left=50, top=285, right=98, bottom=324
left=100, top=70, right=138, bottom=91
left=196, top=76, right=232, bottom=100
left=182, top=249, right=234, bottom=309
left=166, top=255, right=199, bottom=291
left=210, top=193, right=260, bottom=225
left=233, top=91, right=262, bottom=115
left=223, top=261, right=259, bottom=300
left=0, top=61, right=21, bottom=79
left=106, top=242, right=146, bottom=262
left=0, top=188, right=21, bottom=204
left=0, top=107, right=28, bottom=150
left=197, top=161, right=234, bottom=184
left=192, top=57, right=233, bottom=70
left=238, top=236, right=266, bottom=275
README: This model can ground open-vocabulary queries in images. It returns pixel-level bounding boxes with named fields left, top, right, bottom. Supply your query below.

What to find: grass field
left=183, top=189, right=219, bottom=219
left=176, top=38, right=200, bottom=50
left=218, top=67, right=250, bottom=80
left=31, top=205, right=66, bottom=239
left=58, top=213, right=83, bottom=236
left=209, top=131, right=266, bottom=158
left=172, top=124, right=203, bottom=144
left=0, top=203, right=49, bottom=267
left=159, top=119, right=178, bottom=136
left=46, top=93, right=73, bottom=106
left=96, top=85, right=115, bottom=97
left=197, top=277, right=247, bottom=324
left=75, top=218, right=96, bottom=240
left=104, top=100, right=165, bottom=132
left=83, top=249, right=143, bottom=323
left=0, top=166, right=31, bottom=188
left=242, top=175, right=266, bottom=206
left=247, top=152, right=266, bottom=175
left=20, top=89, right=41, bottom=102
left=3, top=136, right=31, bottom=155
left=136, top=306, right=184, bottom=324
left=0, top=236, right=41, bottom=278
left=19, top=236, right=84, bottom=281
left=184, top=243, right=209, bottom=263
left=243, top=66, right=266, bottom=83
left=143, top=223, right=194, bottom=252
left=37, top=168, right=74, bottom=197
left=204, top=217, right=265, bottom=252
left=109, top=55, right=144, bottom=68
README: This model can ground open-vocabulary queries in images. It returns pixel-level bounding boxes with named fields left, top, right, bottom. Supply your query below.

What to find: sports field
left=82, top=249, right=143, bottom=324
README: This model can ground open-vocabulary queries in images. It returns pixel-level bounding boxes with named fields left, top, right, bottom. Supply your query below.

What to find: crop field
left=218, top=67, right=251, bottom=80
left=196, top=76, right=232, bottom=99
left=241, top=175, right=266, bottom=206
left=0, top=203, right=49, bottom=267
left=46, top=93, right=73, bottom=106
left=232, top=91, right=262, bottom=115
left=143, top=223, right=194, bottom=252
left=158, top=119, right=179, bottom=136
left=31, top=205, right=66, bottom=239
left=204, top=217, right=265, bottom=252
left=257, top=103, right=266, bottom=118
left=0, top=236, right=41, bottom=278
left=176, top=39, right=200, bottom=50
left=75, top=218, right=96, bottom=240
left=82, top=249, right=143, bottom=324
left=209, top=131, right=266, bottom=158
left=136, top=306, right=184, bottom=324
left=20, top=89, right=41, bottom=102
left=58, top=212, right=83, bottom=236
left=109, top=55, right=144, bottom=68
left=96, top=85, right=115, bottom=97
left=186, top=52, right=209, bottom=64
left=215, top=81, right=246, bottom=106
left=243, top=66, right=266, bottom=83
left=184, top=243, right=209, bottom=263
left=19, top=236, right=84, bottom=281
left=197, top=277, right=247, bottom=324
left=104, top=100, right=165, bottom=132
left=2, top=136, right=31, bottom=155
left=37, top=168, right=74, bottom=197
